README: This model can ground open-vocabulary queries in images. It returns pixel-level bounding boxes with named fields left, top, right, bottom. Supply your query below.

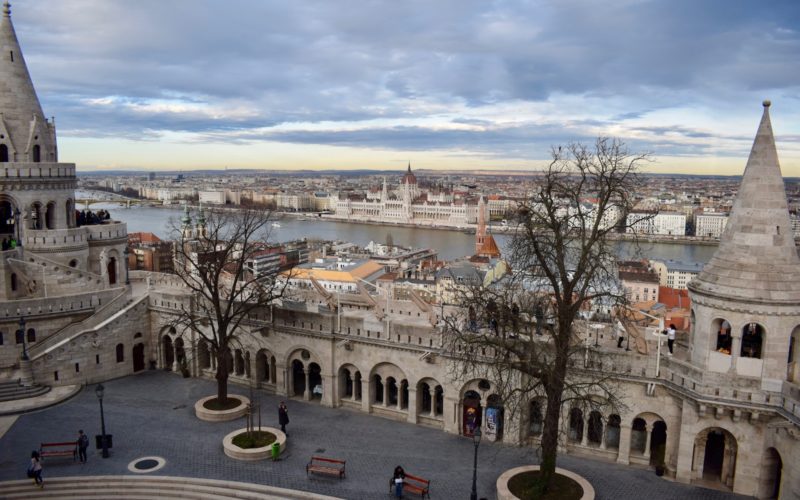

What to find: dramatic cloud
left=9, top=0, right=800, bottom=171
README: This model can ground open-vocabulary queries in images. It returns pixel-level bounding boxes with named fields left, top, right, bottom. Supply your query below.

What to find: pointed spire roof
left=0, top=2, right=56, bottom=161
left=478, top=234, right=501, bottom=258
left=689, top=101, right=800, bottom=303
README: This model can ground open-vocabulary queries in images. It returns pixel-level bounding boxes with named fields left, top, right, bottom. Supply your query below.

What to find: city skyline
left=12, top=0, right=800, bottom=174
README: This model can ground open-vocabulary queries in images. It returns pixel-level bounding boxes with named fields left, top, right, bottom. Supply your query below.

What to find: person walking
left=29, top=451, right=43, bottom=488
left=77, top=429, right=89, bottom=464
left=392, top=465, right=405, bottom=498
left=666, top=323, right=676, bottom=356
left=278, top=401, right=289, bottom=436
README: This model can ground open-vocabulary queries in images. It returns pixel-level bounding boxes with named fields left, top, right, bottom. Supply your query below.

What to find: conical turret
left=0, top=1, right=57, bottom=163
left=689, top=101, right=800, bottom=303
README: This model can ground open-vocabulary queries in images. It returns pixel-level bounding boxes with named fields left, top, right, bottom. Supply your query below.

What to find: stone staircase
left=0, top=476, right=341, bottom=499
left=28, top=290, right=140, bottom=361
left=9, top=253, right=108, bottom=297
left=0, top=378, right=49, bottom=402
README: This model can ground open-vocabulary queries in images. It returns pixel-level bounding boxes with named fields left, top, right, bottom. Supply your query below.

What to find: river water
left=86, top=202, right=717, bottom=264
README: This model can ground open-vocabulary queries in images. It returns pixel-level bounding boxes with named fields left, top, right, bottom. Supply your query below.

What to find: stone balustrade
left=0, top=163, right=76, bottom=179
left=85, top=221, right=127, bottom=242
left=23, top=226, right=88, bottom=249
left=0, top=288, right=120, bottom=319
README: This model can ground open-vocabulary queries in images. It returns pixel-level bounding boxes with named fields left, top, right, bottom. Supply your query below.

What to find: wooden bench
left=306, top=456, right=346, bottom=479
left=40, top=441, right=77, bottom=462
left=389, top=473, right=431, bottom=498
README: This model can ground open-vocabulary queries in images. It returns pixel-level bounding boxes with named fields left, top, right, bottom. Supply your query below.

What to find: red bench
left=306, top=456, right=346, bottom=479
left=389, top=473, right=431, bottom=498
left=40, top=441, right=77, bottom=462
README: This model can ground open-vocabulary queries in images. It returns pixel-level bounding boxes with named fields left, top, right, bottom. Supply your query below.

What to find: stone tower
left=0, top=1, right=127, bottom=298
left=687, top=101, right=800, bottom=387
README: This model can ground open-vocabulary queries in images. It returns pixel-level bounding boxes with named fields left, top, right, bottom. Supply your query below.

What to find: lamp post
left=13, top=207, right=21, bottom=248
left=18, top=316, right=28, bottom=361
left=470, top=427, right=482, bottom=500
left=123, top=246, right=130, bottom=285
left=95, top=383, right=109, bottom=458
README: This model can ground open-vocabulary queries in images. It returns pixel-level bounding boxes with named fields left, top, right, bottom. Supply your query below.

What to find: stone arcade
left=0, top=4, right=797, bottom=498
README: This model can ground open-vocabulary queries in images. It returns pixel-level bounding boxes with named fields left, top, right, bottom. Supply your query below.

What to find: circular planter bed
left=496, top=466, right=595, bottom=500
left=223, top=426, right=286, bottom=461
left=195, top=395, right=250, bottom=422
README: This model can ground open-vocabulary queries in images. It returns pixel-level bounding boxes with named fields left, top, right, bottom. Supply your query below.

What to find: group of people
left=1, top=236, right=18, bottom=250
left=76, top=209, right=111, bottom=227
left=27, top=430, right=89, bottom=488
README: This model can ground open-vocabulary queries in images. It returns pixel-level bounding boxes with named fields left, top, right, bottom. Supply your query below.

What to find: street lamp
left=95, top=383, right=110, bottom=458
left=123, top=247, right=130, bottom=285
left=470, top=427, right=482, bottom=500
left=13, top=207, right=21, bottom=248
left=18, top=316, right=28, bottom=361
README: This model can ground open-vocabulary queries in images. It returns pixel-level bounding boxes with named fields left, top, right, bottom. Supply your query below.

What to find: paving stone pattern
left=0, top=372, right=750, bottom=500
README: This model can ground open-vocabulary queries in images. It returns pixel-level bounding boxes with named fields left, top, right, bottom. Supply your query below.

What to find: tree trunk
left=216, top=347, right=229, bottom=404
left=538, top=337, right=569, bottom=495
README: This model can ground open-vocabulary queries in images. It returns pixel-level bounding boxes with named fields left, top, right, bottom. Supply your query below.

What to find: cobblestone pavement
left=0, top=371, right=751, bottom=499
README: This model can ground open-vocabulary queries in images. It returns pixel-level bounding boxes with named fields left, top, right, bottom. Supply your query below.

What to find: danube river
left=89, top=202, right=718, bottom=264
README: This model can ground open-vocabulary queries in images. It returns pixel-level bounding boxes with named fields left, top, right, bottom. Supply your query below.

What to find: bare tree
left=171, top=206, right=292, bottom=405
left=441, top=138, right=649, bottom=495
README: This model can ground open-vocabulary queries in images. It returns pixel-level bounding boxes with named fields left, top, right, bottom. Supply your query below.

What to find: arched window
left=11, top=272, right=17, bottom=291
left=568, top=408, right=583, bottom=442
left=45, top=202, right=56, bottom=230
left=15, top=329, right=24, bottom=344
left=26, top=328, right=35, bottom=343
left=0, top=144, right=8, bottom=162
left=116, top=343, right=124, bottom=362
left=0, top=331, right=4, bottom=345
left=715, top=319, right=732, bottom=354
left=741, top=322, right=764, bottom=359
left=32, top=145, right=40, bottom=163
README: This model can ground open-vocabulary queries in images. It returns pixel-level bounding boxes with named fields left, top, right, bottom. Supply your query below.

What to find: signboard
left=485, top=407, right=499, bottom=442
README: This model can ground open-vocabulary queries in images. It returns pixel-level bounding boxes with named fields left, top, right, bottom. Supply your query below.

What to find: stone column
left=172, top=344, right=180, bottom=372
left=429, top=387, right=436, bottom=417
left=397, top=384, right=404, bottom=411
left=351, top=376, right=358, bottom=402
left=643, top=426, right=652, bottom=459
left=675, top=402, right=697, bottom=484
left=407, top=387, right=418, bottom=424
left=442, top=396, right=459, bottom=434
left=361, top=378, right=371, bottom=413
left=616, top=424, right=632, bottom=464
left=382, top=380, right=389, bottom=407
left=303, top=369, right=311, bottom=401
left=600, top=423, right=607, bottom=450
left=321, top=374, right=334, bottom=408
left=730, top=334, right=742, bottom=372
left=581, top=417, right=589, bottom=447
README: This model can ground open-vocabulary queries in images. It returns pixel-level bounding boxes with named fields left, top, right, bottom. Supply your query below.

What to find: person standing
left=278, top=401, right=289, bottom=436
left=392, top=465, right=405, bottom=499
left=29, top=451, right=43, bottom=488
left=77, top=430, right=89, bottom=464
left=666, top=323, right=676, bottom=356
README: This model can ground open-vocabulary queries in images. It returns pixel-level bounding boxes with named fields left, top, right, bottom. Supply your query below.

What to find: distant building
left=618, top=261, right=659, bottom=303
left=653, top=211, right=686, bottom=236
left=128, top=232, right=174, bottom=273
left=695, top=213, right=728, bottom=238
left=650, top=259, right=704, bottom=289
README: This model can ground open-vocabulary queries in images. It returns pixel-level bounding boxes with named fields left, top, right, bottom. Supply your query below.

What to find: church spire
left=0, top=1, right=57, bottom=163
left=689, top=101, right=800, bottom=303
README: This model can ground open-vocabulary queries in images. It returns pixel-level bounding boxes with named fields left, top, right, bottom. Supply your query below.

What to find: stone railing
left=29, top=288, right=136, bottom=359
left=85, top=222, right=127, bottom=242
left=23, top=227, right=89, bottom=249
left=1, top=163, right=77, bottom=179
left=0, top=288, right=119, bottom=320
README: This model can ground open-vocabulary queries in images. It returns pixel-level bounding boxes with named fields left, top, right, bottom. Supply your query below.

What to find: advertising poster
left=485, top=407, right=498, bottom=442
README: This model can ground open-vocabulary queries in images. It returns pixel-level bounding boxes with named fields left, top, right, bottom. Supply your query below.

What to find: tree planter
left=194, top=395, right=250, bottom=422
left=496, top=466, right=595, bottom=500
left=223, top=427, right=286, bottom=461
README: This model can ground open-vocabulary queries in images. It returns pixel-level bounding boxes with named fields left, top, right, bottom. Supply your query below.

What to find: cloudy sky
left=10, top=0, right=800, bottom=174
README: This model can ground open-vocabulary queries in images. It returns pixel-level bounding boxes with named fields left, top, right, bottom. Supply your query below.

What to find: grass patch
left=202, top=397, right=242, bottom=411
left=232, top=431, right=276, bottom=449
left=508, top=470, right=584, bottom=500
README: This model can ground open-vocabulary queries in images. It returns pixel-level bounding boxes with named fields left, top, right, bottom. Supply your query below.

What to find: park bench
left=306, top=456, right=346, bottom=479
left=389, top=473, right=430, bottom=498
left=39, top=441, right=77, bottom=462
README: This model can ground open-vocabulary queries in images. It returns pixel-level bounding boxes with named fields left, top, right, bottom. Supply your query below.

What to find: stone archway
left=308, top=362, right=322, bottom=399
left=162, top=335, right=174, bottom=370
left=291, top=359, right=306, bottom=397
left=694, top=427, right=737, bottom=488
left=758, top=448, right=782, bottom=499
